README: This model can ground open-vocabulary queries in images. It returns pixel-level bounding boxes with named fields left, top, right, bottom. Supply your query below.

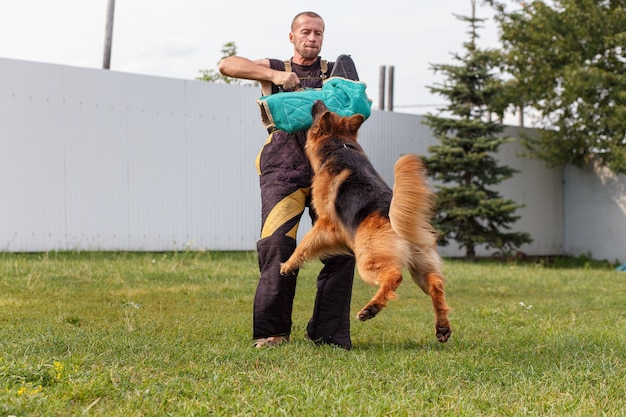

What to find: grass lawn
left=0, top=251, right=624, bottom=416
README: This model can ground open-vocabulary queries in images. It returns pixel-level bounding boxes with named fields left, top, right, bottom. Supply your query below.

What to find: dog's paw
left=356, top=305, right=380, bottom=321
left=279, top=263, right=294, bottom=276
left=436, top=326, right=452, bottom=343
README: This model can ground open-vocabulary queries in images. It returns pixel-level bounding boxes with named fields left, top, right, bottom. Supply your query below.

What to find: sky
left=1, top=0, right=522, bottom=117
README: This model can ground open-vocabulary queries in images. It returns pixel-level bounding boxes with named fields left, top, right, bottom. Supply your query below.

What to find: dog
left=280, top=100, right=451, bottom=343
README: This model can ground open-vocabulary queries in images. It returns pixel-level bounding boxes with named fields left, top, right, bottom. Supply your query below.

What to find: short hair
left=291, top=11, right=325, bottom=31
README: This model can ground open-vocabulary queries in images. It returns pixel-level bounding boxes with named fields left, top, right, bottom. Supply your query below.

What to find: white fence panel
left=2, top=57, right=625, bottom=261
left=564, top=164, right=626, bottom=262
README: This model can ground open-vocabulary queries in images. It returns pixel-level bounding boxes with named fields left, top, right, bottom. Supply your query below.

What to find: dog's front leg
left=280, top=218, right=342, bottom=276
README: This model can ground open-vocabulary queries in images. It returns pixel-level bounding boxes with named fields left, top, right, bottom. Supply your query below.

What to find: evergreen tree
left=423, top=0, right=532, bottom=260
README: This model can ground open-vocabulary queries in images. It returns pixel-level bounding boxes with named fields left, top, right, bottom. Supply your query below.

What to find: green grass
left=1, top=251, right=624, bottom=416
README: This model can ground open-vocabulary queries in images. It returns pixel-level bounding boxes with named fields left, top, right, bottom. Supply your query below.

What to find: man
left=219, top=11, right=360, bottom=349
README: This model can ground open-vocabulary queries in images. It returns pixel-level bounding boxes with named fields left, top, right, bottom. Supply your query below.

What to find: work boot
left=330, top=54, right=359, bottom=81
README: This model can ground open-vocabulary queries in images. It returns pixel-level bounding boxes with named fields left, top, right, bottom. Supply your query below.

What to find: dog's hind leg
left=356, top=267, right=403, bottom=321
left=410, top=265, right=452, bottom=343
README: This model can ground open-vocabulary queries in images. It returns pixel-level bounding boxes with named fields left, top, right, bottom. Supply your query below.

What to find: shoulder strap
left=283, top=58, right=327, bottom=77
left=320, top=59, right=328, bottom=79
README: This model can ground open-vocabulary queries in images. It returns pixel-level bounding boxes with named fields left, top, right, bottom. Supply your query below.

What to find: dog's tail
left=389, top=154, right=437, bottom=247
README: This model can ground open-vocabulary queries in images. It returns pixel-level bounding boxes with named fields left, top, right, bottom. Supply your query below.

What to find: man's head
left=290, top=11, right=325, bottom=64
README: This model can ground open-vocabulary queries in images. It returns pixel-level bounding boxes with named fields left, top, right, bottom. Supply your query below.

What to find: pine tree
left=423, top=0, right=532, bottom=260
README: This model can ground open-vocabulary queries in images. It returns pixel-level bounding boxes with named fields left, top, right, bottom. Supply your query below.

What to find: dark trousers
left=253, top=130, right=355, bottom=348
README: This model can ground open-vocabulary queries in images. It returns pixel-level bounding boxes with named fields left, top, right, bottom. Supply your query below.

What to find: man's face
left=290, top=16, right=324, bottom=61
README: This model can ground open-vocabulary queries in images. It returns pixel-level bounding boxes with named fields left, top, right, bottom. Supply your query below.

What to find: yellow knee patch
left=255, top=133, right=274, bottom=175
left=261, top=188, right=310, bottom=239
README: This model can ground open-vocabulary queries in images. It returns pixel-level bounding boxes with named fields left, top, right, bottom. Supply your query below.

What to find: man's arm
left=218, top=56, right=300, bottom=96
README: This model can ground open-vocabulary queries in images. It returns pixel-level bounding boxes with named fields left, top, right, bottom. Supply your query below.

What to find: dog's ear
left=311, top=100, right=329, bottom=121
left=310, top=101, right=333, bottom=137
left=346, top=114, right=365, bottom=134
left=316, top=111, right=334, bottom=136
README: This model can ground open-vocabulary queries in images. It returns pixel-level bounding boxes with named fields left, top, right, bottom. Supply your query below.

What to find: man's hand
left=218, top=56, right=302, bottom=94
left=273, top=72, right=300, bottom=91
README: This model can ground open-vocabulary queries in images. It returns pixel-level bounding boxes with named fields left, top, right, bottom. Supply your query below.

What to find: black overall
left=253, top=56, right=356, bottom=348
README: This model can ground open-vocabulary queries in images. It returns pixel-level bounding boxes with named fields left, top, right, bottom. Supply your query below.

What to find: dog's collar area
left=331, top=137, right=354, bottom=150
left=341, top=140, right=356, bottom=150
left=317, top=140, right=355, bottom=173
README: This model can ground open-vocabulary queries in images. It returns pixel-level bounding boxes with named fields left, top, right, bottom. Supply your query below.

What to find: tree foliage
left=424, top=0, right=532, bottom=259
left=197, top=42, right=257, bottom=86
left=491, top=0, right=626, bottom=173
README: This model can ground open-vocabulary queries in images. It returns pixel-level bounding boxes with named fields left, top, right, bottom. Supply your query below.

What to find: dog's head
left=306, top=101, right=366, bottom=171
left=308, top=100, right=365, bottom=143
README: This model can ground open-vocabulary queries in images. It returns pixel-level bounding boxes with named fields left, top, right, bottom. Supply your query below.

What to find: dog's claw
left=356, top=305, right=380, bottom=321
left=279, top=262, right=292, bottom=276
left=436, top=326, right=451, bottom=343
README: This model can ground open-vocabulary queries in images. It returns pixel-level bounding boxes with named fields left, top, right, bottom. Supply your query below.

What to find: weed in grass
left=120, top=301, right=141, bottom=332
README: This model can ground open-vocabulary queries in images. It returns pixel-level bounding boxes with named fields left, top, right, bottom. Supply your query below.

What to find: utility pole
left=378, top=65, right=395, bottom=111
left=386, top=65, right=394, bottom=112
left=378, top=66, right=386, bottom=111
left=103, top=0, right=116, bottom=69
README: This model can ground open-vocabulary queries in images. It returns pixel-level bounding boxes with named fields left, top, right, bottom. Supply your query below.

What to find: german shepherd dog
left=280, top=100, right=451, bottom=343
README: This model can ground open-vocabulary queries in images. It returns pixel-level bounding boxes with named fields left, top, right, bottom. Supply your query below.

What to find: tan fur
left=280, top=101, right=451, bottom=343
left=390, top=154, right=437, bottom=248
